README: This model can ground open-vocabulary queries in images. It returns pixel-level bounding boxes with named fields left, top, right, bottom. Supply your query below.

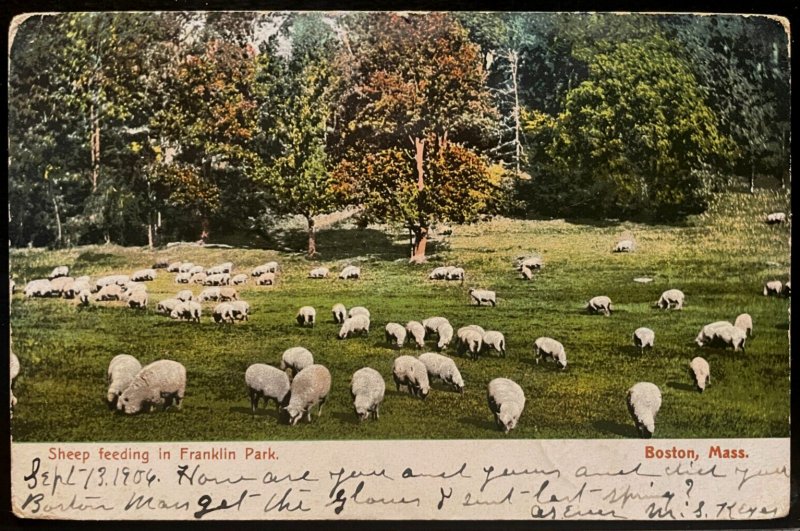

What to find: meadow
left=8, top=191, right=791, bottom=442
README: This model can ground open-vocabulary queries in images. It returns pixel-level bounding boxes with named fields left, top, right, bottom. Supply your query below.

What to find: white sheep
left=785, top=280, right=791, bottom=296
left=695, top=321, right=746, bottom=351
left=176, top=290, right=194, bottom=302
left=24, top=279, right=54, bottom=298
left=207, top=262, right=233, bottom=275
left=614, top=239, right=635, bottom=253
left=284, top=364, right=331, bottom=425
left=308, top=267, right=329, bottom=279
left=156, top=298, right=181, bottom=315
left=170, top=301, right=201, bottom=322
left=49, top=276, right=74, bottom=296
left=339, top=314, right=370, bottom=339
left=392, top=355, right=430, bottom=399
left=127, top=290, right=148, bottom=310
left=190, top=272, right=207, bottom=285
left=456, top=328, right=483, bottom=359
left=256, top=273, right=275, bottom=286
left=422, top=316, right=450, bottom=337
left=152, top=259, right=170, bottom=269
left=246, top=364, right=291, bottom=414
left=188, top=265, right=205, bottom=276
left=10, top=352, right=20, bottom=411
left=429, top=267, right=449, bottom=280
left=296, top=306, right=316, bottom=327
left=78, top=290, right=91, bottom=306
left=517, top=256, right=543, bottom=271
left=199, top=287, right=221, bottom=302
left=167, top=262, right=183, bottom=273
left=95, top=284, right=123, bottom=301
left=626, top=382, right=662, bottom=438
left=487, top=378, right=525, bottom=433
left=351, top=367, right=385, bottom=421
left=204, top=273, right=230, bottom=286
left=219, top=287, right=238, bottom=302
left=520, top=266, right=534, bottom=281
left=765, top=212, right=787, bottom=224
left=533, top=337, right=567, bottom=369
left=483, top=331, right=506, bottom=357
left=231, top=274, right=248, bottom=285
left=763, top=280, right=783, bottom=296
left=587, top=295, right=613, bottom=316
left=331, top=303, right=347, bottom=324
left=689, top=357, right=710, bottom=393
left=230, top=300, right=250, bottom=321
left=405, top=321, right=426, bottom=348
left=48, top=265, right=69, bottom=280
left=175, top=273, right=192, bottom=284
left=348, top=306, right=370, bottom=319
left=632, top=327, right=655, bottom=353
left=280, top=347, right=314, bottom=377
left=122, top=281, right=147, bottom=294
left=418, top=352, right=464, bottom=393
left=339, top=265, right=361, bottom=280
left=106, top=354, right=142, bottom=408
left=131, top=269, right=156, bottom=282
left=734, top=313, right=753, bottom=337
left=436, top=322, right=454, bottom=350
left=178, top=262, right=195, bottom=273
left=385, top=323, right=407, bottom=348
left=117, top=360, right=186, bottom=414
left=252, top=262, right=279, bottom=277
left=469, top=288, right=497, bottom=306
left=446, top=267, right=465, bottom=283
left=657, top=289, right=684, bottom=310
left=213, top=302, right=235, bottom=323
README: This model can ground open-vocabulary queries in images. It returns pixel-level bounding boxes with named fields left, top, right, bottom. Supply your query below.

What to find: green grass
left=8, top=190, right=791, bottom=441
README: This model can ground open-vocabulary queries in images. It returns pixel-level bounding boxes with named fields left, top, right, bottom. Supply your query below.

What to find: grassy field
left=8, top=190, right=791, bottom=442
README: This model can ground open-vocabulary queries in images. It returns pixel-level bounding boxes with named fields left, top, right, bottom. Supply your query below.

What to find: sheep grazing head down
left=497, top=405, right=518, bottom=433
left=353, top=396, right=372, bottom=421
left=283, top=404, right=304, bottom=426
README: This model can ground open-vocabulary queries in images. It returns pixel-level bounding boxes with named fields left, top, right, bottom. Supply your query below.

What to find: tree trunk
left=90, top=101, right=100, bottom=192
left=200, top=218, right=210, bottom=243
left=413, top=137, right=425, bottom=191
left=749, top=159, right=755, bottom=194
left=306, top=216, right=317, bottom=258
left=509, top=49, right=523, bottom=178
left=410, top=226, right=429, bottom=263
left=147, top=211, right=155, bottom=250
left=51, top=193, right=62, bottom=248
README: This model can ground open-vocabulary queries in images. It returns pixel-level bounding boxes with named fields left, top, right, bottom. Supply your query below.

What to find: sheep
left=520, top=266, right=534, bottom=281
left=418, top=352, right=464, bottom=393
left=170, top=301, right=201, bottom=322
left=487, top=378, right=525, bottom=433
left=131, top=269, right=157, bottom=282
left=657, top=289, right=684, bottom=310
left=695, top=321, right=746, bottom=351
left=230, top=300, right=250, bottom=321
left=405, top=321, right=426, bottom=348
left=763, top=280, right=783, bottom=296
left=213, top=302, right=235, bottom=323
left=632, top=327, right=655, bottom=353
left=188, top=265, right=205, bottom=276
left=209, top=273, right=231, bottom=286
left=295, top=306, right=316, bottom=327
left=422, top=316, right=451, bottom=337
left=117, top=360, right=186, bottom=414
left=339, top=314, right=370, bottom=339
left=384, top=323, right=407, bottom=348
left=176, top=289, right=194, bottom=302
left=428, top=267, right=449, bottom=280
left=348, top=306, right=370, bottom=319
left=533, top=337, right=567, bottom=369
left=332, top=303, right=347, bottom=324
left=734, top=313, right=753, bottom=337
left=469, top=288, right=497, bottom=307
left=74, top=275, right=91, bottom=284
left=178, top=262, right=195, bottom=273
left=24, top=279, right=54, bottom=298
left=219, top=287, right=238, bottom=302
left=256, top=273, right=275, bottom=286
left=587, top=295, right=613, bottom=316
left=207, top=262, right=233, bottom=275
left=48, top=265, right=69, bottom=280
left=460, top=324, right=486, bottom=337
left=190, top=272, right=207, bottom=285
left=456, top=328, right=483, bottom=359
left=232, top=274, right=248, bottom=285
left=152, top=259, right=170, bottom=269
left=122, top=281, right=147, bottom=294
left=93, top=274, right=129, bottom=292
left=78, top=290, right=91, bottom=306
left=252, top=262, right=279, bottom=277
left=199, top=287, right=221, bottom=302
left=280, top=347, right=314, bottom=377
left=156, top=298, right=181, bottom=315
left=516, top=256, right=543, bottom=271
left=785, top=280, right=791, bottom=297
left=689, top=357, right=711, bottom=393
left=694, top=321, right=732, bottom=346
left=106, top=354, right=142, bottom=409
left=392, top=355, right=430, bottom=398
left=175, top=273, right=192, bottom=284
left=49, top=276, right=75, bottom=296
left=127, top=290, right=148, bottom=310
left=351, top=367, right=385, bottom=421
left=446, top=267, right=465, bottom=284
left=483, top=331, right=506, bottom=357
left=339, top=265, right=361, bottom=280
left=167, top=262, right=183, bottom=273
left=283, top=364, right=331, bottom=425
left=436, top=322, right=454, bottom=350
left=308, top=267, right=329, bottom=279
left=95, top=284, right=123, bottom=302
left=613, top=239, right=635, bottom=253
left=765, top=212, right=787, bottom=224
left=245, top=364, right=291, bottom=414
left=626, top=382, right=662, bottom=438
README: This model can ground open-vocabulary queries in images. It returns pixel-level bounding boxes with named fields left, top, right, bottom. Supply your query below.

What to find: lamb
left=219, top=287, right=238, bottom=302
left=351, top=367, right=386, bottom=421
left=384, top=323, right=407, bottom=348
left=156, top=298, right=181, bottom=315
left=422, top=316, right=451, bottom=337
left=283, top=364, right=331, bottom=425
left=689, top=357, right=711, bottom=393
left=632, top=327, right=655, bottom=353
left=252, top=262, right=279, bottom=277
left=392, top=355, right=430, bottom=398
left=308, top=267, right=329, bottom=279
left=175, top=273, right=192, bottom=284
left=280, top=347, right=314, bottom=377
left=626, top=382, right=662, bottom=438
left=734, top=313, right=753, bottom=337
left=207, top=262, right=233, bottom=275
left=446, top=267, right=465, bottom=283
left=296, top=306, right=316, bottom=327
left=765, top=212, right=787, bottom=224
left=533, top=337, right=567, bottom=369
left=613, top=239, right=635, bottom=252
left=127, top=290, right=148, bottom=310
left=213, top=302, right=235, bottom=323
left=190, top=272, right=207, bottom=285
left=245, top=364, right=291, bottom=414
left=131, top=269, right=157, bottom=282
left=106, top=354, right=142, bottom=408
left=24, top=279, right=54, bottom=298
left=95, top=284, right=123, bottom=301
left=176, top=290, right=194, bottom=302
left=167, top=262, right=183, bottom=273
left=178, top=262, right=195, bottom=273
left=231, top=274, right=248, bottom=285
left=456, top=328, right=483, bottom=359
left=348, top=306, right=370, bottom=319
left=170, top=301, right=201, bottom=322
left=331, top=303, right=347, bottom=324
left=338, top=314, right=370, bottom=339
left=487, top=378, right=525, bottom=433
left=117, top=360, right=186, bottom=414
left=657, top=289, right=684, bottom=310
left=483, top=331, right=506, bottom=357
left=256, top=273, right=275, bottom=286
left=695, top=321, right=746, bottom=351
left=339, top=265, right=361, bottom=280
left=469, top=288, right=497, bottom=306
left=230, top=300, right=250, bottom=321
left=763, top=280, right=783, bottom=296
left=418, top=352, right=464, bottom=393
left=199, top=287, right=221, bottom=302
left=436, top=322, right=454, bottom=350
left=587, top=295, right=613, bottom=316
left=405, top=321, right=426, bottom=348
left=48, top=265, right=69, bottom=280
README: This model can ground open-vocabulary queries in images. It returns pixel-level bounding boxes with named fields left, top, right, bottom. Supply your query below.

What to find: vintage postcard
left=7, top=11, right=791, bottom=521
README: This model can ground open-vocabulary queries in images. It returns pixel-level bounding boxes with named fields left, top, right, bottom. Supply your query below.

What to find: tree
left=332, top=13, right=499, bottom=262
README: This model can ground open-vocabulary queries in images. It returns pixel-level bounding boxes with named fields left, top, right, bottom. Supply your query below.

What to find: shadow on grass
left=229, top=406, right=280, bottom=420
left=774, top=323, right=789, bottom=330
left=459, top=416, right=497, bottom=431
left=332, top=411, right=360, bottom=425
left=667, top=381, right=698, bottom=393
left=592, top=420, right=638, bottom=438
left=73, top=251, right=129, bottom=270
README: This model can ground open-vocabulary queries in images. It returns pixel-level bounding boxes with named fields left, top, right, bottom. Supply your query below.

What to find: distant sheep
left=308, top=267, right=329, bottom=279
left=765, top=212, right=787, bottom=224
left=385, top=323, right=407, bottom=348
left=117, top=360, right=186, bottom=414
left=446, top=267, right=465, bottom=283
left=626, top=382, right=661, bottom=438
left=392, top=355, right=430, bottom=399
left=487, top=378, right=525, bottom=433
left=280, top=347, right=314, bottom=377
left=175, top=273, right=191, bottom=284
left=419, top=352, right=464, bottom=393
left=49, top=276, right=74, bottom=296
left=422, top=316, right=450, bottom=337
left=131, top=269, right=156, bottom=282
left=331, top=303, right=346, bottom=324
left=632, top=327, right=655, bottom=353
left=483, top=331, right=506, bottom=357
left=338, top=314, right=370, bottom=339
left=469, top=288, right=497, bottom=306
left=456, top=327, right=483, bottom=359
left=763, top=280, right=783, bottom=297
left=428, top=267, right=449, bottom=280
left=613, top=239, right=635, bottom=253
left=207, top=262, right=233, bottom=275
left=156, top=298, right=181, bottom=315
left=24, top=279, right=55, bottom=298
left=176, top=290, right=194, bottom=302
left=339, top=265, right=361, bottom=280
left=188, top=265, right=205, bottom=276
left=127, top=290, right=148, bottom=310
left=231, top=274, right=248, bottom=285
left=219, top=287, right=238, bottom=302
left=246, top=364, right=291, bottom=414
left=351, top=367, right=385, bottom=421
left=167, top=262, right=182, bottom=273
left=190, top=272, right=207, bottom=285
left=48, top=265, right=69, bottom=280
left=107, top=354, right=142, bottom=408
left=170, top=301, right=201, bottom=322
left=734, top=313, right=753, bottom=337
left=152, top=260, right=170, bottom=269
left=256, top=273, right=275, bottom=286
left=516, top=256, right=543, bottom=271
left=534, top=337, right=567, bottom=369
left=230, top=300, right=250, bottom=321
left=348, top=306, right=370, bottom=319
left=213, top=302, right=235, bottom=323
left=252, top=262, right=279, bottom=277
left=689, top=357, right=710, bottom=393
left=657, top=289, right=684, bottom=310
left=296, top=306, right=316, bottom=327
left=178, top=262, right=195, bottom=273
left=95, top=284, right=123, bottom=302
left=284, top=364, right=331, bottom=425
left=78, top=290, right=91, bottom=306
left=405, top=321, right=426, bottom=348
left=199, top=287, right=221, bottom=302
left=587, top=295, right=613, bottom=316
left=204, top=273, right=231, bottom=286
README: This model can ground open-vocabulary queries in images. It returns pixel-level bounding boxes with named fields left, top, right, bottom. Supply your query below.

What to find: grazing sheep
left=296, top=306, right=316, bottom=327
left=170, top=301, right=201, bottom=322
left=694, top=321, right=733, bottom=346
left=338, top=314, right=370, bottom=339
left=245, top=364, right=291, bottom=414
left=517, top=256, right=543, bottom=271
left=657, top=289, right=684, bottom=310
left=626, top=382, right=662, bottom=438
left=188, top=265, right=204, bottom=276
left=178, top=262, right=195, bottom=273
left=78, top=290, right=91, bottom=306
left=167, top=262, right=182, bottom=273
left=689, top=357, right=711, bottom=393
left=456, top=328, right=483, bottom=359
left=469, top=288, right=497, bottom=306
left=392, top=355, right=430, bottom=398
left=487, top=378, right=525, bottom=433
left=219, top=287, right=238, bottom=302
left=127, top=290, right=148, bottom=310
left=190, top=272, right=207, bottom=285
left=587, top=295, right=613, bottom=316
left=422, top=316, right=450, bottom=337
left=763, top=280, right=783, bottom=296
left=429, top=267, right=449, bottom=280
left=203, top=273, right=228, bottom=286
left=199, top=287, right=221, bottom=302
left=152, top=260, right=169, bottom=269
left=131, top=269, right=157, bottom=282
left=230, top=300, right=250, bottom=321
left=175, top=273, right=191, bottom=284
left=156, top=298, right=181, bottom=315
left=405, top=321, right=426, bottom=348
left=351, top=367, right=386, bottom=421
left=632, top=327, right=655, bottom=353
left=520, top=266, right=534, bottom=281
left=339, top=265, right=361, bottom=280
left=308, top=267, right=329, bottom=279
left=734, top=313, right=753, bottom=337
left=418, top=352, right=464, bottom=393
left=93, top=274, right=129, bottom=292
left=533, top=337, right=567, bottom=369
left=446, top=267, right=465, bottom=283
left=284, top=364, right=332, bottom=425
left=231, top=274, right=248, bottom=285
left=122, top=281, right=147, bottom=294
left=613, top=239, right=635, bottom=253
left=106, top=354, right=142, bottom=408
left=436, top=322, right=454, bottom=350
left=117, top=360, right=186, bottom=414
left=252, top=262, right=279, bottom=277
left=331, top=303, right=347, bottom=324
left=280, top=347, right=314, bottom=377
left=49, top=276, right=75, bottom=296
left=348, top=306, right=370, bottom=319
left=213, top=302, right=235, bottom=323
left=95, top=284, right=123, bottom=302
left=695, top=321, right=746, bottom=351
left=765, top=212, right=787, bottom=224
left=483, top=331, right=506, bottom=357
left=460, top=324, right=486, bottom=337
left=256, top=273, right=275, bottom=286
left=384, top=323, right=407, bottom=348
left=785, top=280, right=791, bottom=297
left=48, top=265, right=69, bottom=280
left=207, top=262, right=233, bottom=275
left=176, top=290, right=194, bottom=302
left=24, top=279, right=55, bottom=298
